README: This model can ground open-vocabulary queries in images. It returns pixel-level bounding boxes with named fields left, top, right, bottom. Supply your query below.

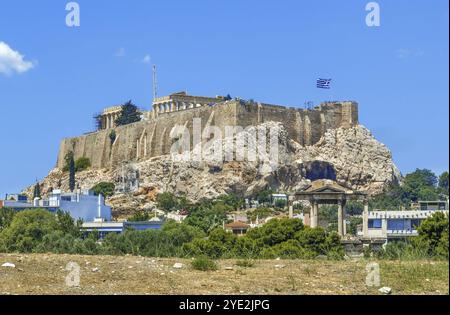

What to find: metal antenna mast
left=152, top=64, right=158, bottom=102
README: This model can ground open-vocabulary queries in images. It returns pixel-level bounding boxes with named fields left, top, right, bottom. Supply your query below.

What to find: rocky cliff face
left=26, top=122, right=400, bottom=218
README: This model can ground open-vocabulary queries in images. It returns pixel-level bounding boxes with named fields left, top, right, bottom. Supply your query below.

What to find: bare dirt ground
left=0, top=253, right=448, bottom=295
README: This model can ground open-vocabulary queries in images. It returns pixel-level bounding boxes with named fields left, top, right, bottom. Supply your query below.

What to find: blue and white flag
left=317, top=78, right=332, bottom=89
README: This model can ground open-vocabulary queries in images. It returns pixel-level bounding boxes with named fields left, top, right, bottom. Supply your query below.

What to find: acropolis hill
left=30, top=91, right=400, bottom=215
left=57, top=92, right=358, bottom=170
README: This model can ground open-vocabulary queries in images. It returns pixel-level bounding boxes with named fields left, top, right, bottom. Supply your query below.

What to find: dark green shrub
left=191, top=256, right=218, bottom=271
left=274, top=199, right=287, bottom=209
left=235, top=259, right=255, bottom=268
left=246, top=218, right=304, bottom=246
left=182, top=238, right=225, bottom=259
left=91, top=182, right=115, bottom=198
left=75, top=157, right=91, bottom=172
left=156, top=192, right=178, bottom=211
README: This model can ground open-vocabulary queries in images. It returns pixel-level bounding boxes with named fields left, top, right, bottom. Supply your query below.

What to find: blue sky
left=0, top=0, right=448, bottom=197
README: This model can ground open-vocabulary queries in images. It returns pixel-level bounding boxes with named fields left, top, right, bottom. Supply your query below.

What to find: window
left=368, top=219, right=382, bottom=229
left=388, top=219, right=405, bottom=230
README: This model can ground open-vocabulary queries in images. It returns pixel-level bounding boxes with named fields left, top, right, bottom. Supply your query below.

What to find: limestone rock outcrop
left=25, top=122, right=400, bottom=218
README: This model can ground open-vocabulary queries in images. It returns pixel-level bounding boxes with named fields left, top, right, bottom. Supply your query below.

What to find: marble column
left=310, top=200, right=318, bottom=228
left=381, top=214, right=388, bottom=238
left=288, top=196, right=294, bottom=219
left=338, top=199, right=345, bottom=236
left=363, top=199, right=369, bottom=238
left=313, top=202, right=319, bottom=228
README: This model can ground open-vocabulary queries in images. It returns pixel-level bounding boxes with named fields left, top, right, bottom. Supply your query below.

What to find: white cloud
left=0, top=41, right=35, bottom=76
left=395, top=48, right=425, bottom=59
left=114, top=47, right=126, bottom=57
left=141, top=54, right=151, bottom=65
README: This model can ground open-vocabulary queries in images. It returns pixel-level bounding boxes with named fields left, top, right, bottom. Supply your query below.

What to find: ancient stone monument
left=57, top=92, right=359, bottom=171
left=290, top=179, right=368, bottom=236
left=28, top=89, right=400, bottom=215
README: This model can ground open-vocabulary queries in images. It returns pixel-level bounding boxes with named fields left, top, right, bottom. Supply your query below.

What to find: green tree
left=348, top=217, right=363, bottom=236
left=56, top=210, right=81, bottom=237
left=370, top=169, right=444, bottom=210
left=68, top=152, right=76, bottom=191
left=345, top=201, right=363, bottom=215
left=156, top=192, right=178, bottom=211
left=63, top=151, right=74, bottom=172
left=91, top=182, right=115, bottom=198
left=256, top=189, right=274, bottom=205
left=274, top=199, right=287, bottom=209
left=115, top=101, right=141, bottom=126
left=404, top=169, right=438, bottom=187
left=109, top=130, right=117, bottom=146
left=217, top=194, right=244, bottom=211
left=0, top=209, right=59, bottom=252
left=403, top=169, right=438, bottom=202
left=0, top=208, right=15, bottom=232
left=438, top=171, right=449, bottom=194
left=93, top=112, right=102, bottom=131
left=33, top=182, right=41, bottom=199
left=417, top=211, right=449, bottom=256
left=184, top=199, right=231, bottom=233
left=161, top=220, right=205, bottom=247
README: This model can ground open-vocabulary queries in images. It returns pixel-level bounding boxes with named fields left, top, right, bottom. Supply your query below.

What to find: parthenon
left=151, top=91, right=224, bottom=118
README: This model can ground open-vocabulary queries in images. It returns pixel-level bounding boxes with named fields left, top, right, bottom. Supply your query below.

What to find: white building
left=48, top=189, right=111, bottom=222
left=362, top=201, right=449, bottom=241
left=1, top=189, right=112, bottom=223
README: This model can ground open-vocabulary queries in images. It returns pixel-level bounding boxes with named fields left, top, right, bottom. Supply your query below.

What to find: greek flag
left=317, top=78, right=332, bottom=89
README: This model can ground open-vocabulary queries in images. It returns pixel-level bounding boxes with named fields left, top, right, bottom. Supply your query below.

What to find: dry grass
left=0, top=253, right=448, bottom=295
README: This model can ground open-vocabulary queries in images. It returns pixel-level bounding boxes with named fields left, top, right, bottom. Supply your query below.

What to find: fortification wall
left=236, top=101, right=358, bottom=145
left=56, top=101, right=358, bottom=170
